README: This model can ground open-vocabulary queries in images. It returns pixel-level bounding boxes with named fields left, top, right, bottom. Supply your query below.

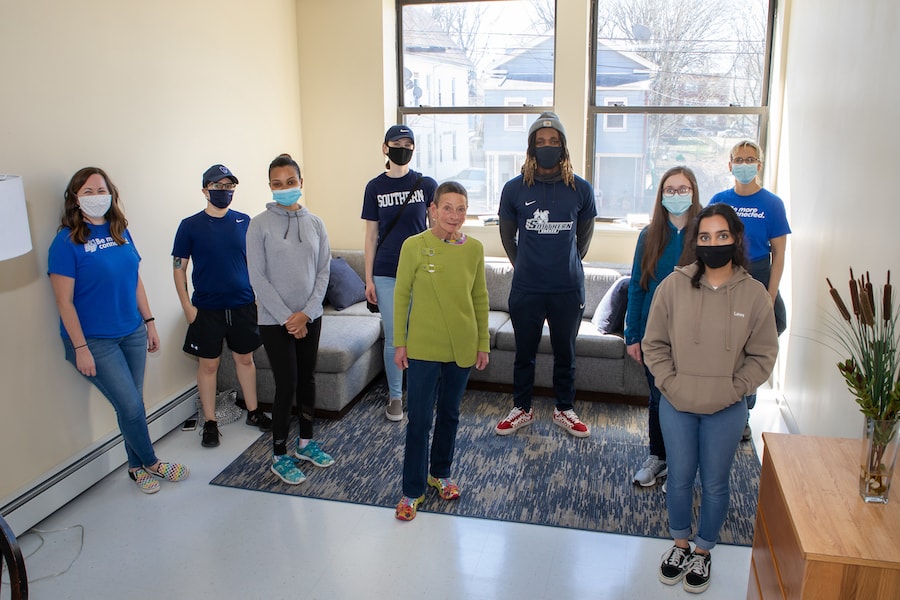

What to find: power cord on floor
left=0, top=524, right=84, bottom=585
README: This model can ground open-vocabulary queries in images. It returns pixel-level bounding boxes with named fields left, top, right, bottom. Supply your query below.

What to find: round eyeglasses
left=662, top=186, right=692, bottom=197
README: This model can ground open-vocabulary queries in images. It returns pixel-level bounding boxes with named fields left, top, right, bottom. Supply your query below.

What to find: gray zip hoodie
left=246, top=202, right=330, bottom=326
left=642, top=262, right=778, bottom=414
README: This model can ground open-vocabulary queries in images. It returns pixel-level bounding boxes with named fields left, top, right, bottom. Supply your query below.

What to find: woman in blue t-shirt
left=361, top=125, right=437, bottom=422
left=48, top=167, right=188, bottom=495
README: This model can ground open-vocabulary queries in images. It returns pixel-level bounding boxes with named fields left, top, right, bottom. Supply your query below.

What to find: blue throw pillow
left=592, top=275, right=630, bottom=335
left=325, top=257, right=366, bottom=311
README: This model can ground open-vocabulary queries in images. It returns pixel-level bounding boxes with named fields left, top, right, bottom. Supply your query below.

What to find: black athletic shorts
left=183, top=303, right=261, bottom=359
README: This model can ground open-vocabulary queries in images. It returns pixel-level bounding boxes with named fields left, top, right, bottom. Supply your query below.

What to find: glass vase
left=859, top=417, right=900, bottom=503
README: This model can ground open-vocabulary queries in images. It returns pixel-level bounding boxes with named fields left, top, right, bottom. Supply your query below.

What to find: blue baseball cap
left=202, top=164, right=239, bottom=187
left=384, top=125, right=415, bottom=144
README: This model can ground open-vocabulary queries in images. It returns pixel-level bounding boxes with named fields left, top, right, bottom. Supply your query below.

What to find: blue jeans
left=64, top=325, right=157, bottom=469
left=402, top=359, right=472, bottom=498
left=374, top=275, right=403, bottom=400
left=659, top=396, right=747, bottom=551
left=508, top=289, right=584, bottom=412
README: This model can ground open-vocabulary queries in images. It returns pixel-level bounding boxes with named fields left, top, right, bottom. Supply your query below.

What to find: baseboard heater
left=0, top=387, right=198, bottom=536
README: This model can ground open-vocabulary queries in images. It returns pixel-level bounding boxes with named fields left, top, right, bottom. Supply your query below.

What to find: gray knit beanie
left=528, top=111, right=566, bottom=139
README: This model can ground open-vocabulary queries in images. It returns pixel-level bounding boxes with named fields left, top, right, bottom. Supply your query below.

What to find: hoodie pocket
left=665, top=373, right=741, bottom=414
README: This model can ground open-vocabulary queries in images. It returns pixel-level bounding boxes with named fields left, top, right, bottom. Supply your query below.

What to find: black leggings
left=259, top=318, right=321, bottom=455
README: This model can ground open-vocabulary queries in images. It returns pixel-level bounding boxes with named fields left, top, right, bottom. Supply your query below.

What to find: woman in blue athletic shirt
left=48, top=167, right=188, bottom=495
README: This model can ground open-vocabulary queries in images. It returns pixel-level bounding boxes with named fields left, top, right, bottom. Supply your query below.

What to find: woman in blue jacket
left=625, top=166, right=701, bottom=488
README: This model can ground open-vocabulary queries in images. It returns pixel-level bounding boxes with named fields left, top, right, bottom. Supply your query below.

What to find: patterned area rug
left=211, top=380, right=760, bottom=546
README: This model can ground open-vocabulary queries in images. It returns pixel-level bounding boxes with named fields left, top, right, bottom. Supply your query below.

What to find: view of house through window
left=399, top=0, right=773, bottom=220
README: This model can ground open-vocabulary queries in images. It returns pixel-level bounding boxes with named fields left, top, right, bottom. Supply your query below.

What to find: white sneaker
left=494, top=407, right=534, bottom=435
left=633, top=455, right=668, bottom=486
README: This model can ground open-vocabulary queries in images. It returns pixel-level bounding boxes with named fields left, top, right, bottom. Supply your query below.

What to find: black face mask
left=208, top=189, right=234, bottom=209
left=387, top=146, right=414, bottom=166
left=534, top=146, right=562, bottom=169
left=696, top=244, right=735, bottom=269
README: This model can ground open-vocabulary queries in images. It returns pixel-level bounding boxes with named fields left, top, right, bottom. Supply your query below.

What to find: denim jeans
left=259, top=319, right=321, bottom=455
left=508, top=289, right=584, bottom=412
left=374, top=275, right=403, bottom=400
left=659, top=396, right=747, bottom=551
left=402, top=359, right=472, bottom=498
left=643, top=364, right=666, bottom=460
left=64, top=325, right=157, bottom=469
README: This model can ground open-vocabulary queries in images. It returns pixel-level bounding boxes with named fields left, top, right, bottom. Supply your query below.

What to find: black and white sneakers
left=659, top=544, right=712, bottom=594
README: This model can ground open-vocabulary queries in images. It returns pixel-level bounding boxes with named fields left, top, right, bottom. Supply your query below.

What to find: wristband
left=143, top=317, right=155, bottom=324
left=74, top=343, right=88, bottom=350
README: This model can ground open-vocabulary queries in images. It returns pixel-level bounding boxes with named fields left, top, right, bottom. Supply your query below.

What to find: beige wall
left=772, top=0, right=900, bottom=437
left=0, top=0, right=302, bottom=500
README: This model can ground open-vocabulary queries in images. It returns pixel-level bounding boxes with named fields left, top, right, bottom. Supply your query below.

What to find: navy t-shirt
left=361, top=170, right=437, bottom=278
left=48, top=223, right=143, bottom=338
left=499, top=174, right=597, bottom=293
left=172, top=209, right=255, bottom=309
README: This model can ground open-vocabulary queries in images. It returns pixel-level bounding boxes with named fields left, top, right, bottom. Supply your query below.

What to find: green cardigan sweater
left=393, top=230, right=490, bottom=367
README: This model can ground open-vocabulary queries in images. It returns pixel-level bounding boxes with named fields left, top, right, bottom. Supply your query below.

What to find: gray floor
left=6, top=392, right=787, bottom=600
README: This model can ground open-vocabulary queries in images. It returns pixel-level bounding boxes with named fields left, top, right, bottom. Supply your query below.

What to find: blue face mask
left=661, top=195, right=692, bottom=216
left=273, top=187, right=302, bottom=206
left=732, top=163, right=758, bottom=185
left=534, top=146, right=562, bottom=169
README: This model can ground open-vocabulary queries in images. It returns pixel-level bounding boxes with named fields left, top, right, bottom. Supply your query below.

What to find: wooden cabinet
left=748, top=433, right=900, bottom=599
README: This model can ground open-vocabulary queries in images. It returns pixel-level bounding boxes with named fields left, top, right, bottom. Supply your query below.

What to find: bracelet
left=143, top=317, right=155, bottom=324
left=73, top=343, right=88, bottom=350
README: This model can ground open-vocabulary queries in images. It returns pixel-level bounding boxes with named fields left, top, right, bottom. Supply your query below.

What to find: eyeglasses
left=662, top=186, right=692, bottom=197
left=731, top=157, right=759, bottom=165
left=208, top=183, right=237, bottom=190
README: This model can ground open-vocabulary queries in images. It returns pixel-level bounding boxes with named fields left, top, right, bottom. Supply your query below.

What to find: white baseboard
left=0, top=387, right=198, bottom=536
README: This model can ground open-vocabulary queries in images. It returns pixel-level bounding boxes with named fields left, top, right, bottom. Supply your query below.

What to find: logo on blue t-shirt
left=525, top=208, right=573, bottom=234
left=84, top=235, right=123, bottom=253
left=733, top=206, right=766, bottom=219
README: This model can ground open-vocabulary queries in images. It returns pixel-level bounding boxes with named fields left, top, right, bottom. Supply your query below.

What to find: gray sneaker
left=385, top=398, right=403, bottom=422
left=742, top=422, right=752, bottom=442
left=633, top=455, right=668, bottom=486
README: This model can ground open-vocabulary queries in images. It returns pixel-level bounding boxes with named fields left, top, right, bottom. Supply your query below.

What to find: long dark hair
left=638, top=166, right=702, bottom=290
left=268, top=153, right=302, bottom=180
left=60, top=167, right=128, bottom=245
left=688, top=203, right=749, bottom=288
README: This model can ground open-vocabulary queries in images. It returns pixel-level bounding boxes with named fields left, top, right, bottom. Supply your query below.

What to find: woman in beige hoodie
left=642, top=203, right=778, bottom=594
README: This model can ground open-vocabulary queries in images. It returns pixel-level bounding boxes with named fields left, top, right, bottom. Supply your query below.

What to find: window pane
left=401, top=1, right=555, bottom=108
left=592, top=113, right=760, bottom=218
left=407, top=112, right=533, bottom=216
left=594, top=0, right=769, bottom=107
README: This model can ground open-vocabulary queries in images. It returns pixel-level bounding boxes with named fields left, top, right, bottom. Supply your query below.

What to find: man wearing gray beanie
left=494, top=112, right=597, bottom=438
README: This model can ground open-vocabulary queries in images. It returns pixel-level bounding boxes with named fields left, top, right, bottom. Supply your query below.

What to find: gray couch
left=217, top=249, right=649, bottom=419
left=216, top=250, right=384, bottom=418
left=468, top=257, right=650, bottom=399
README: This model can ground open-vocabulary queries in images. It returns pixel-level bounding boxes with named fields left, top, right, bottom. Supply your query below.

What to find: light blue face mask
left=273, top=187, right=302, bottom=206
left=731, top=163, right=758, bottom=185
left=661, top=195, right=692, bottom=216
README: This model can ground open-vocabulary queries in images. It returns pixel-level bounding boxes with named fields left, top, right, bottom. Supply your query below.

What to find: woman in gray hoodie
left=642, top=203, right=778, bottom=594
left=247, top=154, right=333, bottom=486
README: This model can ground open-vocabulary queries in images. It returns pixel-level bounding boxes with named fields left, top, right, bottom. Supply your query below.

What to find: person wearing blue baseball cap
left=172, top=164, right=272, bottom=449
left=494, top=112, right=598, bottom=439
left=361, top=125, right=438, bottom=422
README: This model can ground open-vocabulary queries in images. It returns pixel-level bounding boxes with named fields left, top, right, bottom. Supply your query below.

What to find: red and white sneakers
left=552, top=408, right=590, bottom=437
left=494, top=407, right=534, bottom=435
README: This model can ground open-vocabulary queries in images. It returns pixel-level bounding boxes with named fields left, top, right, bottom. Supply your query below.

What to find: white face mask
left=78, top=194, right=112, bottom=219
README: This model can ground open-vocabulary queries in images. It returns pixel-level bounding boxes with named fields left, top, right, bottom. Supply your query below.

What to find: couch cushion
left=315, top=315, right=383, bottom=373
left=493, top=318, right=624, bottom=359
left=487, top=310, right=510, bottom=347
left=484, top=259, right=514, bottom=312
left=325, top=257, right=367, bottom=311
left=591, top=275, right=630, bottom=335
left=583, top=267, right=624, bottom=317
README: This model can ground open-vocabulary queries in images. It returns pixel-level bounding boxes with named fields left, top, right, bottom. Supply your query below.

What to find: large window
left=399, top=0, right=775, bottom=219
left=590, top=0, right=775, bottom=217
left=399, top=0, right=556, bottom=216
